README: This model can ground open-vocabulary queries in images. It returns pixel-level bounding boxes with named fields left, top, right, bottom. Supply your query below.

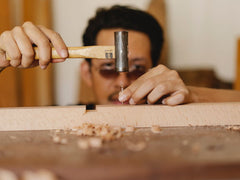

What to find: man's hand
left=118, top=65, right=192, bottom=105
left=0, top=22, right=68, bottom=70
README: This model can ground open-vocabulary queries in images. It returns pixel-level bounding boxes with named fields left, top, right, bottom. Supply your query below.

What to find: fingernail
left=118, top=93, right=127, bottom=102
left=129, top=98, right=135, bottom=105
left=40, top=65, right=47, bottom=70
left=60, top=49, right=68, bottom=58
left=162, top=99, right=166, bottom=105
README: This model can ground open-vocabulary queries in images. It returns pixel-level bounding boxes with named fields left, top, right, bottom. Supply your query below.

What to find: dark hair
left=83, top=5, right=164, bottom=67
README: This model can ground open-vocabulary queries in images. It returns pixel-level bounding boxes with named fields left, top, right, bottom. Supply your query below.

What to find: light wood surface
left=6, top=46, right=115, bottom=60
left=0, top=127, right=240, bottom=179
left=0, top=103, right=240, bottom=131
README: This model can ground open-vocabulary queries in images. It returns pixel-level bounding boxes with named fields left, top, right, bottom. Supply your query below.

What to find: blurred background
left=1, top=0, right=240, bottom=107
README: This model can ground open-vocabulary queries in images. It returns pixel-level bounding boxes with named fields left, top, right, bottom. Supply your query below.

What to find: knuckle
left=39, top=38, right=50, bottom=47
left=169, top=70, right=179, bottom=77
left=12, top=26, right=23, bottom=33
left=22, top=50, right=34, bottom=59
left=1, top=31, right=11, bottom=40
left=22, top=21, right=34, bottom=27
left=145, top=79, right=155, bottom=88
left=156, top=84, right=166, bottom=92
left=10, top=53, right=21, bottom=61
left=52, top=31, right=61, bottom=39
left=156, top=64, right=167, bottom=71
left=10, top=60, right=21, bottom=67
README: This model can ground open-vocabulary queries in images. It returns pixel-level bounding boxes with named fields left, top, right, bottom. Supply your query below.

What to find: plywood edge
left=0, top=103, right=240, bottom=131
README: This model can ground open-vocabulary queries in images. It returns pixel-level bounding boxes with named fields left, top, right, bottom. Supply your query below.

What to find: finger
left=119, top=65, right=168, bottom=102
left=22, top=22, right=51, bottom=68
left=38, top=25, right=68, bottom=59
left=146, top=81, right=173, bottom=104
left=0, top=31, right=21, bottom=67
left=129, top=79, right=159, bottom=105
left=162, top=90, right=188, bottom=106
left=0, top=49, right=9, bottom=67
left=12, top=26, right=34, bottom=68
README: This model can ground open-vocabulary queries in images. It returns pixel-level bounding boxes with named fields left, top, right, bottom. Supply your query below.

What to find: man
left=0, top=5, right=240, bottom=105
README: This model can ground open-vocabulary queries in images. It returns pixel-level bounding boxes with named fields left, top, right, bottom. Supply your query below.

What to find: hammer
left=6, top=31, right=128, bottom=72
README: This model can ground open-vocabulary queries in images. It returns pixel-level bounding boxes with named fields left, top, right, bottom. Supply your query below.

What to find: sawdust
left=52, top=123, right=163, bottom=151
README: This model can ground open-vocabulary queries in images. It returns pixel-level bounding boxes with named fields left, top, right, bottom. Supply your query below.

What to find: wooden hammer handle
left=6, top=46, right=115, bottom=60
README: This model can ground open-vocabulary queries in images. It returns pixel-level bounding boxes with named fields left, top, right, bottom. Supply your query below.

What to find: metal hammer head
left=114, top=31, right=128, bottom=72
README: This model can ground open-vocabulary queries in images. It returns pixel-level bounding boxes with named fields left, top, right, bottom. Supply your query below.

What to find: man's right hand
left=0, top=21, right=68, bottom=70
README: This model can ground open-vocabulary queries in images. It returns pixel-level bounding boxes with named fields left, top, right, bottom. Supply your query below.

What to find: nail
left=118, top=93, right=127, bottom=102
left=40, top=65, right=47, bottom=70
left=129, top=98, right=135, bottom=105
left=60, top=49, right=68, bottom=58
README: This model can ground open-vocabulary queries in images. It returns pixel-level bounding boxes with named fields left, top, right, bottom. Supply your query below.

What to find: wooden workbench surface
left=0, top=126, right=240, bottom=179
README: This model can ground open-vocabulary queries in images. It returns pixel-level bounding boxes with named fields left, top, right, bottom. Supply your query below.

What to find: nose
left=115, top=72, right=130, bottom=88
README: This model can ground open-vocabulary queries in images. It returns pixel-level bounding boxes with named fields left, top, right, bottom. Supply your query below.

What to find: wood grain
left=6, top=46, right=115, bottom=60
left=0, top=103, right=240, bottom=131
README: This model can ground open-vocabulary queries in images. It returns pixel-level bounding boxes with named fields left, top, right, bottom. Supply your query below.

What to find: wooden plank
left=0, top=103, right=240, bottom=131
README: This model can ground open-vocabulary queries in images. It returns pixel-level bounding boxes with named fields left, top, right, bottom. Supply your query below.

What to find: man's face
left=84, top=28, right=152, bottom=104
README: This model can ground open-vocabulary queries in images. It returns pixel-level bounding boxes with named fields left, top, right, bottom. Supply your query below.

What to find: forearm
left=188, top=86, right=240, bottom=103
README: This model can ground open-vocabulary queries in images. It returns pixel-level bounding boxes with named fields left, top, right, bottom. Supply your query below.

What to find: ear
left=80, top=60, right=92, bottom=87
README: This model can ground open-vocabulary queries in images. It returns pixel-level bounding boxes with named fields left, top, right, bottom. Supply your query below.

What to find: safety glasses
left=97, top=66, right=146, bottom=80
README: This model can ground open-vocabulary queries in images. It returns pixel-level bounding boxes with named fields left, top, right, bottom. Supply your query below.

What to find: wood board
left=0, top=103, right=240, bottom=131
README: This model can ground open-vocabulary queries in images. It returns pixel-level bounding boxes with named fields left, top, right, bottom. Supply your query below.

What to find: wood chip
left=151, top=125, right=161, bottom=133
left=88, top=137, right=102, bottom=148
left=52, top=136, right=60, bottom=144
left=125, top=126, right=135, bottom=132
left=22, top=169, right=57, bottom=180
left=0, top=169, right=18, bottom=180
left=125, top=141, right=146, bottom=152
left=60, top=138, right=68, bottom=144
left=77, top=139, right=89, bottom=150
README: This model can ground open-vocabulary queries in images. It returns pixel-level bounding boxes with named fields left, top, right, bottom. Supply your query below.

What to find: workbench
left=0, top=126, right=240, bottom=179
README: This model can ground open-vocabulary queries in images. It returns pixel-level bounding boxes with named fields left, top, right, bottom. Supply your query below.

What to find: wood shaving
left=60, top=138, right=68, bottom=144
left=73, top=123, right=122, bottom=142
left=0, top=169, right=18, bottom=180
left=88, top=137, right=102, bottom=148
left=77, top=139, right=89, bottom=150
left=125, top=126, right=135, bottom=132
left=151, top=125, right=161, bottom=133
left=52, top=136, right=60, bottom=144
left=55, top=129, right=61, bottom=133
left=22, top=169, right=57, bottom=180
left=225, top=125, right=240, bottom=131
left=125, top=141, right=146, bottom=152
